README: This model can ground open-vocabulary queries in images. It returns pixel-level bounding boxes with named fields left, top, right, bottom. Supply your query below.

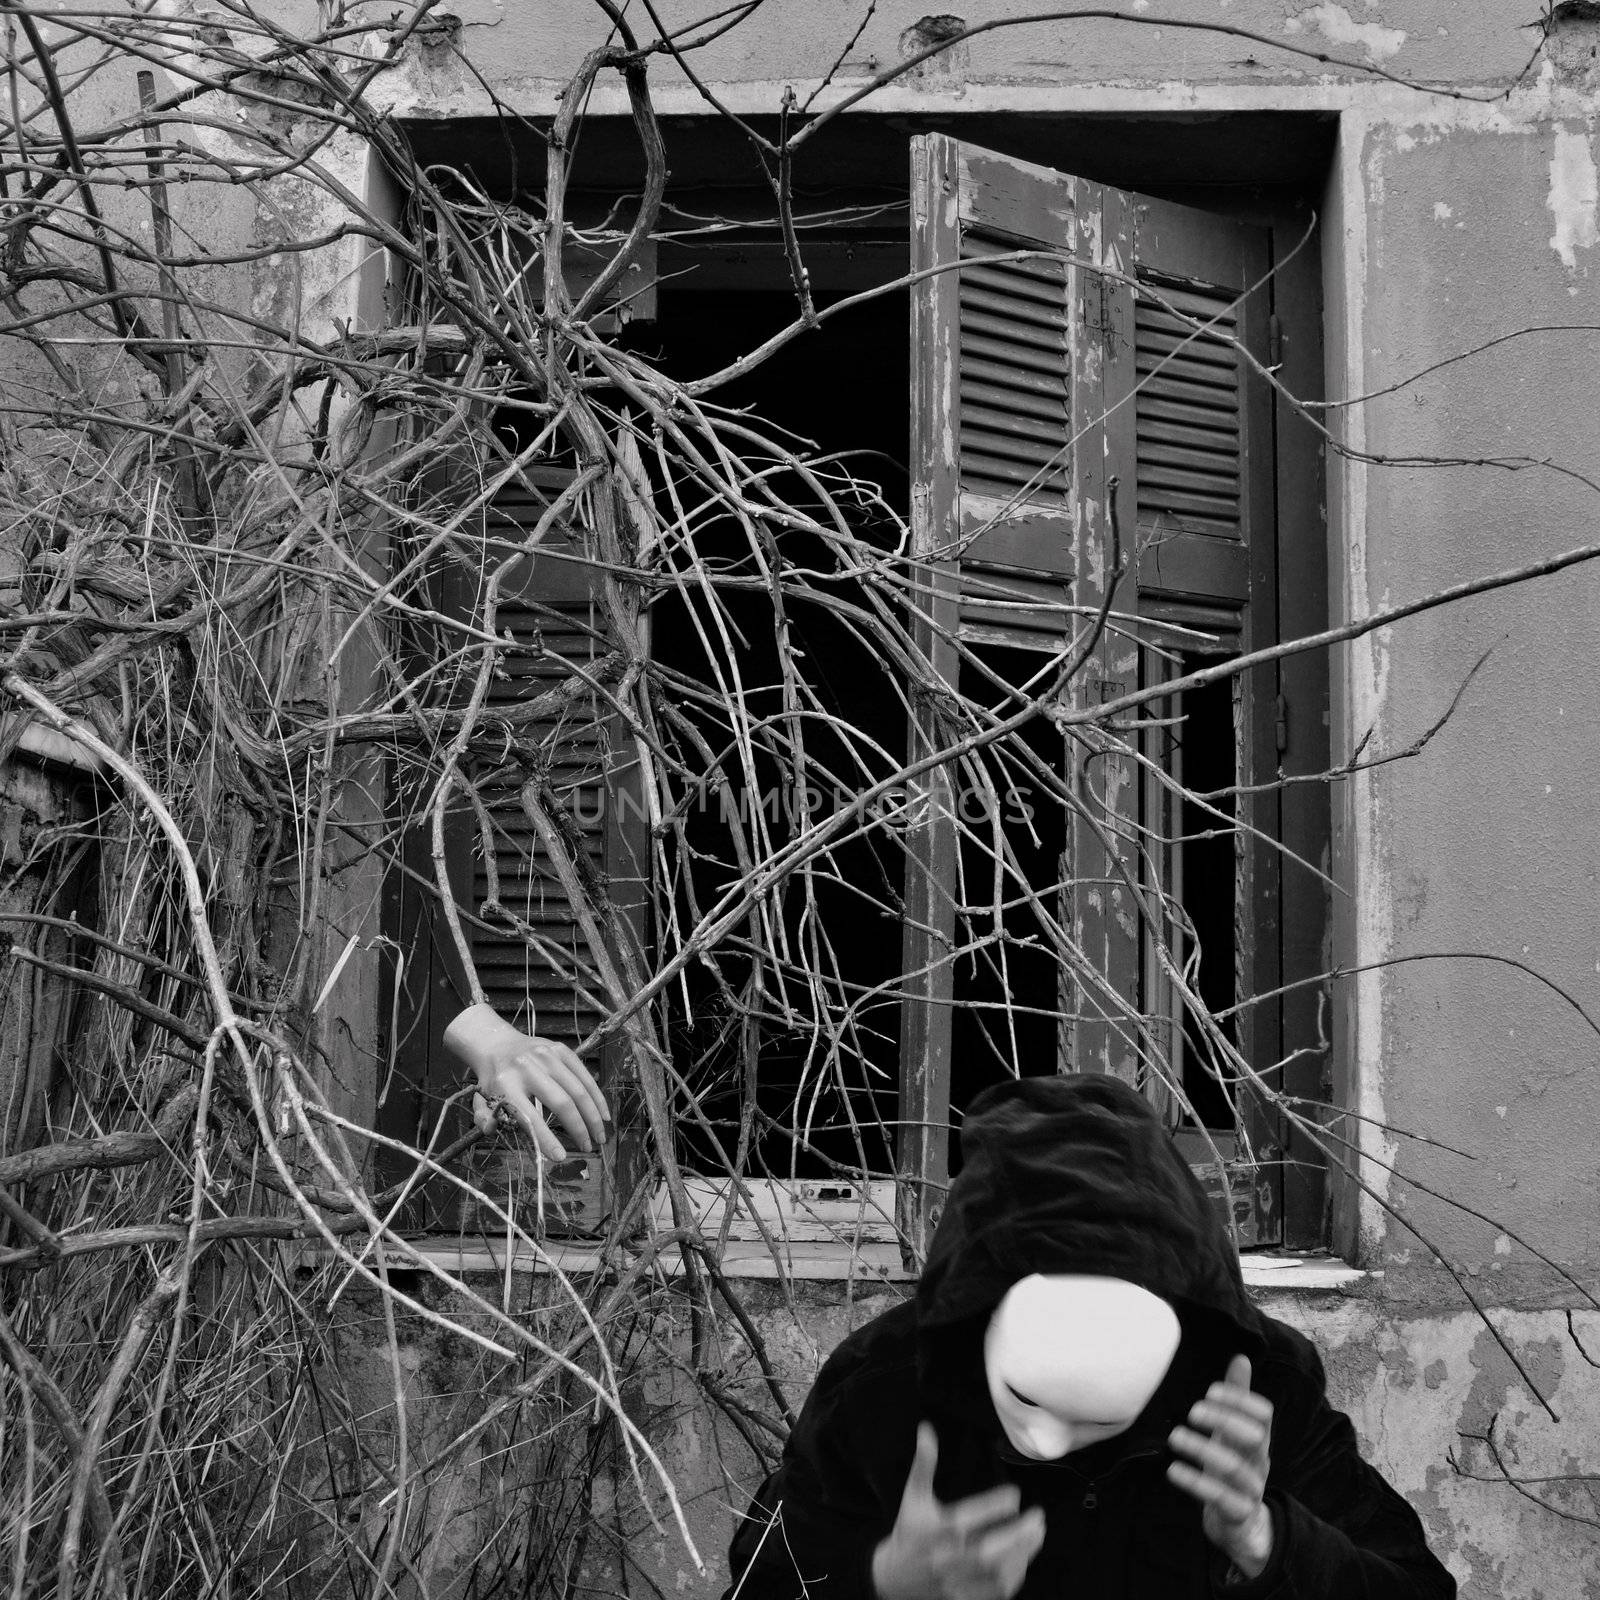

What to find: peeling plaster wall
left=335, top=1282, right=1600, bottom=1599
left=0, top=41, right=259, bottom=436
left=1337, top=109, right=1600, bottom=1290
left=381, top=0, right=1540, bottom=112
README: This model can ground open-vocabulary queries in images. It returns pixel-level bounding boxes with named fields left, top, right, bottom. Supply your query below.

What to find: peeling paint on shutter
left=950, top=231, right=1076, bottom=650
left=1135, top=279, right=1243, bottom=542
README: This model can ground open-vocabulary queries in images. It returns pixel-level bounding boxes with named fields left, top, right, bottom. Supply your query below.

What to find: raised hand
left=441, top=1003, right=611, bottom=1160
left=871, top=1423, right=1046, bottom=1600
left=1166, top=1353, right=1276, bottom=1578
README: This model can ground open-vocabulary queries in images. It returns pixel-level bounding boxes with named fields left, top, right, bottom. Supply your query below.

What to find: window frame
left=380, top=119, right=1332, bottom=1260
left=897, top=133, right=1330, bottom=1260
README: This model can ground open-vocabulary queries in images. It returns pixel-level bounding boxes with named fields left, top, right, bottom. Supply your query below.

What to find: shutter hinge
left=1084, top=274, right=1113, bottom=336
left=1275, top=692, right=1289, bottom=757
left=1268, top=312, right=1284, bottom=369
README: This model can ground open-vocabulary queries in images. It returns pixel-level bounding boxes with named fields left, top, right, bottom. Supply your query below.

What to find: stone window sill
left=399, top=1239, right=1367, bottom=1293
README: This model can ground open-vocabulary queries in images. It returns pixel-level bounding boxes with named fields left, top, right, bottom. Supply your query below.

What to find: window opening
left=382, top=119, right=1329, bottom=1249
left=948, top=643, right=1070, bottom=1171
left=1141, top=649, right=1241, bottom=1132
left=643, top=285, right=910, bottom=1180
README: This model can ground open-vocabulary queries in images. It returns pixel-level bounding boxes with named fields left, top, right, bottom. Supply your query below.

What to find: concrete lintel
left=376, top=73, right=1581, bottom=131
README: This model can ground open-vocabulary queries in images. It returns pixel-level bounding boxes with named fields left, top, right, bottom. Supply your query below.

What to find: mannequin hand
left=1166, top=1354, right=1275, bottom=1579
left=442, top=1004, right=610, bottom=1161
left=871, top=1423, right=1045, bottom=1600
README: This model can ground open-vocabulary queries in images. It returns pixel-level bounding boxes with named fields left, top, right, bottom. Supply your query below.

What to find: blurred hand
left=1167, top=1354, right=1275, bottom=1579
left=442, top=1003, right=610, bottom=1161
left=871, top=1423, right=1045, bottom=1600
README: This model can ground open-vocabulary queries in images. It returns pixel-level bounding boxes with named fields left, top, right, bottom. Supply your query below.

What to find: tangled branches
left=0, top=2, right=1594, bottom=1595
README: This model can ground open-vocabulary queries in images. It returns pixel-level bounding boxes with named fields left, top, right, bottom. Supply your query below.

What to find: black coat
left=724, top=1077, right=1455, bottom=1600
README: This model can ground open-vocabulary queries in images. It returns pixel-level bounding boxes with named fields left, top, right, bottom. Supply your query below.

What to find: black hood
left=915, top=1075, right=1267, bottom=1428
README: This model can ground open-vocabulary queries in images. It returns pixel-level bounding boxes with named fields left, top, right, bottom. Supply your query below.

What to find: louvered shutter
left=1122, top=197, right=1282, bottom=1247
left=1130, top=202, right=1274, bottom=625
left=901, top=136, right=1282, bottom=1256
left=901, top=136, right=1128, bottom=1256
left=471, top=473, right=630, bottom=1049
left=380, top=465, right=647, bottom=1235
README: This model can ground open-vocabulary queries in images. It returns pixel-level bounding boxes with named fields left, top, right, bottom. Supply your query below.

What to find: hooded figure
left=724, top=1077, right=1454, bottom=1600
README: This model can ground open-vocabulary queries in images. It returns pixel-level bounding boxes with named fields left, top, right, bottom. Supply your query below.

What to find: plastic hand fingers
left=945, top=1484, right=1025, bottom=1539
left=494, top=1082, right=567, bottom=1162
left=499, top=1058, right=588, bottom=1152
left=471, top=1091, right=497, bottom=1138
left=547, top=1040, right=611, bottom=1127
left=514, top=1043, right=608, bottom=1150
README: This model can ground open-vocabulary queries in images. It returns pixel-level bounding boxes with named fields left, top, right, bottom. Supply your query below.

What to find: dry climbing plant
left=0, top=3, right=1596, bottom=1595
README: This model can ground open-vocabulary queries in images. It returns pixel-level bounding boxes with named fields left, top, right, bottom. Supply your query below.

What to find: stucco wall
left=332, top=1277, right=1600, bottom=1599
left=1323, top=107, right=1600, bottom=1285
left=383, top=0, right=1541, bottom=107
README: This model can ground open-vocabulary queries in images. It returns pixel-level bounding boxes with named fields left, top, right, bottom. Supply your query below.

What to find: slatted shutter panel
left=957, top=237, right=1073, bottom=516
left=956, top=235, right=1077, bottom=646
left=1136, top=284, right=1245, bottom=544
left=380, top=464, right=646, bottom=1236
left=902, top=136, right=1124, bottom=1259
left=473, top=479, right=618, bottom=1049
left=1121, top=198, right=1282, bottom=1246
left=904, top=136, right=1285, bottom=1256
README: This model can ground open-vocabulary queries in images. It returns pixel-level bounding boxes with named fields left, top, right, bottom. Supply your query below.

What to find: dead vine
left=0, top=3, right=1592, bottom=1595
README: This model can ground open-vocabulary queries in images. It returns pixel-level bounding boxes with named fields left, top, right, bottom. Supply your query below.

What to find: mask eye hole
left=1005, top=1383, right=1040, bottom=1409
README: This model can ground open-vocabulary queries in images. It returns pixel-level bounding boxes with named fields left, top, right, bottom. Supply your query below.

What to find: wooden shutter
left=902, top=135, right=1285, bottom=1255
left=902, top=136, right=1132, bottom=1257
left=470, top=473, right=642, bottom=1047
left=380, top=465, right=648, bottom=1235
left=1125, top=201, right=1281, bottom=1248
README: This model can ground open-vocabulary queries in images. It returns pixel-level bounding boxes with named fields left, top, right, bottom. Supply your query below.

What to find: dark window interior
left=949, top=647, right=1070, bottom=1143
left=399, top=109, right=1332, bottom=1219
left=635, top=286, right=910, bottom=1176
left=1168, top=659, right=1240, bottom=1130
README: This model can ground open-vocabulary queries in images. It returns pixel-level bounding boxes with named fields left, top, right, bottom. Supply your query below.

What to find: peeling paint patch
left=1548, top=127, right=1599, bottom=271
left=1284, top=4, right=1406, bottom=63
left=442, top=0, right=505, bottom=22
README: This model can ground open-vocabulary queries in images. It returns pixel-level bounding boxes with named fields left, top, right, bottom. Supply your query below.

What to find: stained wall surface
left=335, top=1281, right=1600, bottom=1599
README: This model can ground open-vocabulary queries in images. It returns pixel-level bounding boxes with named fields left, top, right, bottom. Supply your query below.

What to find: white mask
left=982, top=1274, right=1181, bottom=1461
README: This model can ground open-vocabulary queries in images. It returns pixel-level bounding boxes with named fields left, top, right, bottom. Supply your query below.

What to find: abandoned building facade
left=5, top=1, right=1600, bottom=1595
